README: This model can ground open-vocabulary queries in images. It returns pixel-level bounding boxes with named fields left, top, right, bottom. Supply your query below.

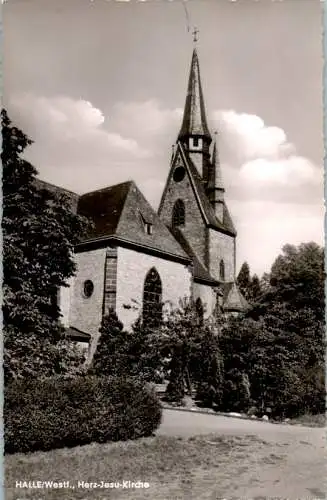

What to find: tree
left=237, top=262, right=251, bottom=299
left=194, top=327, right=224, bottom=408
left=269, top=242, right=324, bottom=319
left=248, top=274, right=261, bottom=301
left=91, top=310, right=129, bottom=376
left=2, top=110, right=89, bottom=382
left=222, top=242, right=325, bottom=418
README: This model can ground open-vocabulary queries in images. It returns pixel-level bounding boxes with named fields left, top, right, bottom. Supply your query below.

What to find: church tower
left=178, top=47, right=212, bottom=179
left=158, top=39, right=247, bottom=314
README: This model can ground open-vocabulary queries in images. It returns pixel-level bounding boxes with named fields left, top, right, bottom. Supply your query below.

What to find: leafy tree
left=161, top=300, right=225, bottom=405
left=269, top=242, right=324, bottom=319
left=2, top=109, right=89, bottom=382
left=221, top=242, right=326, bottom=418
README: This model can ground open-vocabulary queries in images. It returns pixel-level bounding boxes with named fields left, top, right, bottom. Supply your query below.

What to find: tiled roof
left=34, top=178, right=80, bottom=213
left=178, top=48, right=212, bottom=142
left=77, top=181, right=190, bottom=261
left=65, top=326, right=91, bottom=342
left=77, top=181, right=131, bottom=238
left=221, top=282, right=249, bottom=312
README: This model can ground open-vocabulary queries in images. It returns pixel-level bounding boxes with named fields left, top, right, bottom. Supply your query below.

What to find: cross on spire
left=192, top=27, right=199, bottom=43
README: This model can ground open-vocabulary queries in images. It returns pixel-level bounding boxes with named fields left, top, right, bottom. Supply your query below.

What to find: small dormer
left=139, top=212, right=153, bottom=235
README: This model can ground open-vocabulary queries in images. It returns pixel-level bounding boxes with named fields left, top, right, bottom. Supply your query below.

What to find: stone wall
left=116, top=246, right=193, bottom=330
left=159, top=157, right=207, bottom=266
left=208, top=229, right=235, bottom=282
left=69, top=248, right=107, bottom=338
left=192, top=282, right=217, bottom=318
left=59, top=276, right=74, bottom=327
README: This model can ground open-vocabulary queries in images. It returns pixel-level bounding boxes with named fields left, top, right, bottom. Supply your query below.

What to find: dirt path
left=157, top=409, right=326, bottom=499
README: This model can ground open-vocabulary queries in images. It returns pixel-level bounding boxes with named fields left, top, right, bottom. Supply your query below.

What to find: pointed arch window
left=219, top=260, right=225, bottom=281
left=172, top=199, right=185, bottom=228
left=143, top=267, right=163, bottom=326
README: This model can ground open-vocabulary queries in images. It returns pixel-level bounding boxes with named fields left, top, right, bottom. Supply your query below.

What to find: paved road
left=158, top=408, right=324, bottom=442
left=157, top=409, right=327, bottom=499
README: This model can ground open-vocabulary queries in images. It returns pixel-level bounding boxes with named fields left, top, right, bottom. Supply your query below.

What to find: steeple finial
left=192, top=27, right=199, bottom=43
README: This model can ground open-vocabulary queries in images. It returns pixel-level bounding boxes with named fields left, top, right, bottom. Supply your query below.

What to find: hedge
left=5, top=375, right=162, bottom=454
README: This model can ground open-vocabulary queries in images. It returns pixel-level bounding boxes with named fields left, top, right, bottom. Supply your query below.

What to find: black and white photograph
left=2, top=0, right=326, bottom=498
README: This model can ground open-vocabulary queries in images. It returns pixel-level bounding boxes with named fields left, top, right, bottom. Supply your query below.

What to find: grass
left=288, top=413, right=326, bottom=428
left=5, top=434, right=271, bottom=500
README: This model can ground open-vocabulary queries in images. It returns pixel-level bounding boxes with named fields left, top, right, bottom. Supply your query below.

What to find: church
left=46, top=46, right=248, bottom=358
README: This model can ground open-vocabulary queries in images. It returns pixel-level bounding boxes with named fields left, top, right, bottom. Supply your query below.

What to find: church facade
left=51, top=47, right=247, bottom=358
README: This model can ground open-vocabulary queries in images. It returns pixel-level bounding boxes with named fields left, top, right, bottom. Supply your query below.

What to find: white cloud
left=213, top=110, right=322, bottom=204
left=239, top=155, right=317, bottom=186
left=110, top=99, right=182, bottom=142
left=10, top=94, right=151, bottom=158
left=232, top=199, right=324, bottom=275
left=216, top=110, right=295, bottom=160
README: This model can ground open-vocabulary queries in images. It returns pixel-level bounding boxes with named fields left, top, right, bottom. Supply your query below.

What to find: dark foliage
left=220, top=242, right=325, bottom=418
left=5, top=375, right=162, bottom=454
left=2, top=109, right=89, bottom=381
left=91, top=310, right=129, bottom=376
left=194, top=328, right=224, bottom=408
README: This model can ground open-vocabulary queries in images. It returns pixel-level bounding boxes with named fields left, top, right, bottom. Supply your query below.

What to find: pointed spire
left=178, top=48, right=212, bottom=142
left=211, top=133, right=224, bottom=191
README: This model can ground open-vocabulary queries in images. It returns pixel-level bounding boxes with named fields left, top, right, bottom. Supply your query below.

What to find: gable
left=159, top=142, right=236, bottom=237
left=158, top=144, right=204, bottom=224
left=158, top=146, right=208, bottom=264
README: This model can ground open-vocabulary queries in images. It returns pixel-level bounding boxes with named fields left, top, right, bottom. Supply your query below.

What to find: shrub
left=5, top=375, right=162, bottom=454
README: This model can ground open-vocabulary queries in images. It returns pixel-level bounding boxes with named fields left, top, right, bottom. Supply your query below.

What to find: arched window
left=195, top=297, right=204, bottom=325
left=219, top=260, right=225, bottom=281
left=172, top=199, right=185, bottom=227
left=143, top=267, right=162, bottom=326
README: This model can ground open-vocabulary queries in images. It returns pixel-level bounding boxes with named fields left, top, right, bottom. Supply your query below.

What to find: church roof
left=65, top=326, right=91, bottom=343
left=170, top=227, right=219, bottom=285
left=178, top=48, right=212, bottom=142
left=77, top=181, right=131, bottom=237
left=34, top=178, right=79, bottom=213
left=221, top=282, right=249, bottom=312
left=77, top=181, right=190, bottom=262
left=178, top=143, right=237, bottom=236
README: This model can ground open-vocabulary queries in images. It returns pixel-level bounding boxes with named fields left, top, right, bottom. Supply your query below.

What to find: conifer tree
left=237, top=262, right=251, bottom=299
left=91, top=310, right=129, bottom=376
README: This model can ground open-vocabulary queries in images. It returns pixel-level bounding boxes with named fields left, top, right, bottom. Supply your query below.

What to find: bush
left=5, top=375, right=162, bottom=454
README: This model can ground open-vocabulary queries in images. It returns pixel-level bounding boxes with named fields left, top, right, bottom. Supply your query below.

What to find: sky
left=3, top=0, right=324, bottom=276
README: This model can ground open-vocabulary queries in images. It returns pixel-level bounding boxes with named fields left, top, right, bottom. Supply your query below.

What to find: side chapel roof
left=77, top=181, right=190, bottom=262
left=221, top=282, right=249, bottom=312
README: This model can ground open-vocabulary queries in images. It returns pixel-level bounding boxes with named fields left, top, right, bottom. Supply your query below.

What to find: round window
left=173, top=166, right=186, bottom=183
left=83, top=280, right=94, bottom=298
